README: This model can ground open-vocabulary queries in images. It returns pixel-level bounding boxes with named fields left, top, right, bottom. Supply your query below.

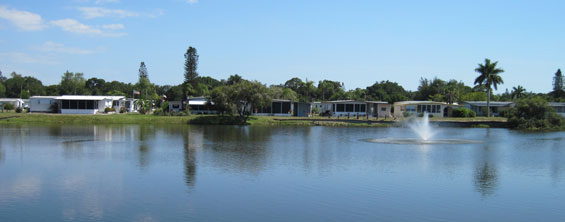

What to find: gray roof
left=463, top=101, right=514, bottom=107
left=549, top=102, right=565, bottom=106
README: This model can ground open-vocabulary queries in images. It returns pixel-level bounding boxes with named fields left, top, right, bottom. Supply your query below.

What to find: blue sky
left=1, top=0, right=564, bottom=93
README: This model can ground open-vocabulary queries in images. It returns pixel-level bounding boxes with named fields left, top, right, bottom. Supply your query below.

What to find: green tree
left=0, top=69, right=6, bottom=82
left=366, top=80, right=410, bottom=103
left=139, top=62, right=148, bottom=79
left=136, top=62, right=152, bottom=99
left=165, top=85, right=185, bottom=101
left=85, top=78, right=106, bottom=95
left=553, top=69, right=563, bottom=92
left=508, top=97, right=563, bottom=129
left=60, top=71, right=86, bottom=95
left=211, top=80, right=271, bottom=124
left=0, top=82, right=5, bottom=97
left=551, top=69, right=565, bottom=99
left=184, top=47, right=199, bottom=83
left=184, top=46, right=199, bottom=98
left=284, top=77, right=304, bottom=92
left=474, top=58, right=505, bottom=117
left=317, top=80, right=344, bottom=101
left=511, top=85, right=526, bottom=99
left=226, top=74, right=243, bottom=85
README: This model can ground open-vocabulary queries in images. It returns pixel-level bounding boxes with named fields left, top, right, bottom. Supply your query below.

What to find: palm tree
left=511, top=85, right=526, bottom=99
left=474, top=58, right=504, bottom=117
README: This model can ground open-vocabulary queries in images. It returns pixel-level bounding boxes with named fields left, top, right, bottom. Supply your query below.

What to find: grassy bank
left=0, top=112, right=506, bottom=127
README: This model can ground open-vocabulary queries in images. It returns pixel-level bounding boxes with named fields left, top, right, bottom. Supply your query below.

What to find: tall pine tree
left=183, top=46, right=199, bottom=99
left=553, top=69, right=563, bottom=92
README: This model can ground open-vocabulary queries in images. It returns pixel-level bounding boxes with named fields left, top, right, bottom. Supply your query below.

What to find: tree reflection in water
left=474, top=129, right=498, bottom=197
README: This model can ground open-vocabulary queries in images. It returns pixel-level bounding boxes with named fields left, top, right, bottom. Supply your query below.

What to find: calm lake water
left=0, top=124, right=564, bottom=222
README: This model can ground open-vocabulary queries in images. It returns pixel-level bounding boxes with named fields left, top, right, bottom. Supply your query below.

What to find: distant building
left=168, top=101, right=183, bottom=112
left=29, top=96, right=58, bottom=112
left=549, top=102, right=565, bottom=117
left=188, top=97, right=216, bottom=114
left=252, top=99, right=312, bottom=117
left=57, top=95, right=125, bottom=114
left=366, top=101, right=392, bottom=118
left=393, top=101, right=451, bottom=118
left=0, top=98, right=24, bottom=109
left=462, top=101, right=514, bottom=117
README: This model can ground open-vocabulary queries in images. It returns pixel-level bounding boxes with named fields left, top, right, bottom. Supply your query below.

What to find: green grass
left=0, top=112, right=507, bottom=127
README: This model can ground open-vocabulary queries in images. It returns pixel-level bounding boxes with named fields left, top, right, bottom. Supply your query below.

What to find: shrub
left=452, top=108, right=476, bottom=118
left=120, top=107, right=127, bottom=113
left=16, top=107, right=23, bottom=113
left=2, top=103, right=15, bottom=110
left=104, top=107, right=113, bottom=113
left=507, top=97, right=564, bottom=130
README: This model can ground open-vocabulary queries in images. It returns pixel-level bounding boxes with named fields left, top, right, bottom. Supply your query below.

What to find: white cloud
left=186, top=0, right=199, bottom=4
left=0, top=52, right=59, bottom=65
left=102, top=24, right=124, bottom=30
left=50, top=19, right=125, bottom=37
left=38, top=41, right=103, bottom=55
left=94, top=0, right=120, bottom=3
left=0, top=5, right=45, bottom=31
left=77, top=7, right=138, bottom=19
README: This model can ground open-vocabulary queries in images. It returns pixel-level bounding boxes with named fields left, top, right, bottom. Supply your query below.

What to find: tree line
left=1, top=48, right=564, bottom=107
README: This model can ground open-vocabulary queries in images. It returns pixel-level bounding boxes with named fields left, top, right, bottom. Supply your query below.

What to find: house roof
left=30, top=96, right=59, bottom=99
left=463, top=101, right=514, bottom=107
left=0, top=98, right=23, bottom=102
left=394, top=101, right=447, bottom=106
left=55, top=95, right=125, bottom=100
left=549, top=102, right=565, bottom=106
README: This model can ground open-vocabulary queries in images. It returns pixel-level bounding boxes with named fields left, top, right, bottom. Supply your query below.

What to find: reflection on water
left=0, top=124, right=564, bottom=221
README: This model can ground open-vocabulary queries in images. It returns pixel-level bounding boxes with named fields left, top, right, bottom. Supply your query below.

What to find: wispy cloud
left=0, top=52, right=58, bottom=65
left=0, top=5, right=46, bottom=31
left=77, top=7, right=138, bottom=19
left=73, top=0, right=120, bottom=4
left=50, top=19, right=125, bottom=37
left=37, top=41, right=104, bottom=55
left=186, top=0, right=199, bottom=4
left=102, top=24, right=124, bottom=30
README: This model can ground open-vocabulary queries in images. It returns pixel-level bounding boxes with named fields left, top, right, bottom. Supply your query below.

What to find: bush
left=452, top=108, right=476, bottom=118
left=507, top=97, right=564, bottom=130
left=104, top=107, right=113, bottom=113
left=2, top=103, right=15, bottom=110
left=16, top=107, right=23, bottom=113
left=120, top=107, right=127, bottom=113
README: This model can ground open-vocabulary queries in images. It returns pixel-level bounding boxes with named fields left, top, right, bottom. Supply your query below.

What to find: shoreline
left=0, top=113, right=509, bottom=128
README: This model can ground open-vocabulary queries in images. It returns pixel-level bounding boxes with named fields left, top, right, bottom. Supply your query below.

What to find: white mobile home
left=463, top=101, right=514, bottom=117
left=188, top=97, right=216, bottom=114
left=29, top=96, right=58, bottom=112
left=366, top=101, right=392, bottom=118
left=57, top=95, right=124, bottom=114
left=393, top=101, right=448, bottom=118
left=0, top=98, right=24, bottom=109
left=328, top=100, right=368, bottom=117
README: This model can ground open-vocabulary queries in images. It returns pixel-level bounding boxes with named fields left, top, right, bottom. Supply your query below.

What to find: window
left=273, top=102, right=282, bottom=113
left=406, top=105, right=416, bottom=112
left=346, top=104, right=354, bottom=112
left=360, top=104, right=366, bottom=112
left=354, top=104, right=360, bottom=112
left=62, top=100, right=69, bottom=109
left=87, top=100, right=94, bottom=109
left=381, top=107, right=387, bottom=111
left=336, top=104, right=345, bottom=112
left=113, top=101, right=119, bottom=107
left=281, top=102, right=291, bottom=113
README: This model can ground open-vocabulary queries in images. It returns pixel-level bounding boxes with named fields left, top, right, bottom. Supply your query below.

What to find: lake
left=1, top=124, right=564, bottom=222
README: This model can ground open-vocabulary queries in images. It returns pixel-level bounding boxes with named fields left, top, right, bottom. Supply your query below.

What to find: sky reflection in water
left=0, top=125, right=564, bottom=222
